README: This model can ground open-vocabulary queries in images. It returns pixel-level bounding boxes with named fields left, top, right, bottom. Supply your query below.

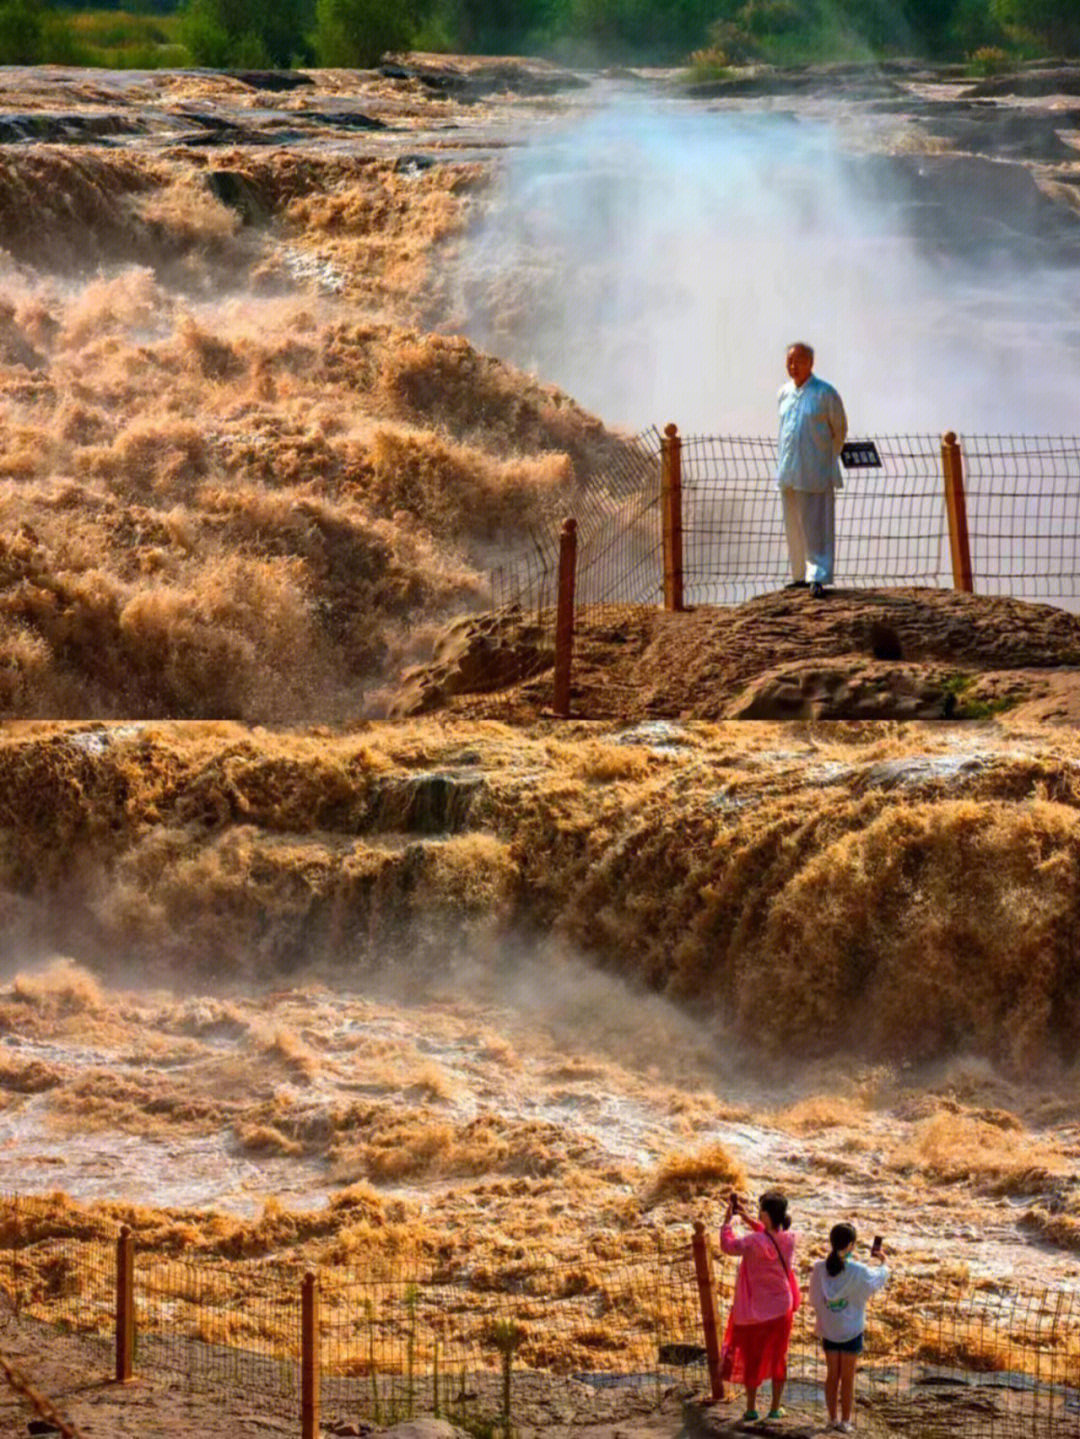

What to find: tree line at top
left=0, top=0, right=1076, bottom=72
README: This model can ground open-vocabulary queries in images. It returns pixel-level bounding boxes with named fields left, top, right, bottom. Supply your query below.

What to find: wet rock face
left=369, top=770, right=484, bottom=834
left=833, top=151, right=1080, bottom=265
left=967, top=67, right=1080, bottom=100
left=204, top=169, right=269, bottom=224
left=301, top=108, right=388, bottom=132
left=379, top=59, right=588, bottom=101
left=0, top=112, right=141, bottom=144
left=226, top=69, right=316, bottom=92
left=426, top=588, right=1080, bottom=723
left=725, top=658, right=959, bottom=720
left=907, top=102, right=1080, bottom=165
left=390, top=610, right=553, bottom=718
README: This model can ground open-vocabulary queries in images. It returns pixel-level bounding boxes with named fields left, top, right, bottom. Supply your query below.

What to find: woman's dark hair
left=826, top=1222, right=857, bottom=1277
left=759, top=1191, right=791, bottom=1231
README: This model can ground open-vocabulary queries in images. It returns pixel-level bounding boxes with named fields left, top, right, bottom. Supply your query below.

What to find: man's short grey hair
left=787, top=342, right=814, bottom=361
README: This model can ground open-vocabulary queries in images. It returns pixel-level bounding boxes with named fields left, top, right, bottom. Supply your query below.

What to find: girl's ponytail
left=826, top=1222, right=857, bottom=1277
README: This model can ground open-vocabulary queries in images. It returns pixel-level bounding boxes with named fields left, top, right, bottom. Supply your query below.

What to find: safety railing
left=2, top=1193, right=1079, bottom=1437
left=676, top=432, right=952, bottom=602
left=489, top=428, right=1080, bottom=715
left=961, top=435, right=1080, bottom=598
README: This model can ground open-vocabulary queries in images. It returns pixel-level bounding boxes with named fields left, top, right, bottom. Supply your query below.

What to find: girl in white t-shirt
left=808, top=1223, right=889, bottom=1433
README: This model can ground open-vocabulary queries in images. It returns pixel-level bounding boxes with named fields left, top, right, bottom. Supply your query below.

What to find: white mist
left=453, top=98, right=1080, bottom=437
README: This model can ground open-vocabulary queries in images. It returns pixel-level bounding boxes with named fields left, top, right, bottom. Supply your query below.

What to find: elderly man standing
left=776, top=343, right=847, bottom=599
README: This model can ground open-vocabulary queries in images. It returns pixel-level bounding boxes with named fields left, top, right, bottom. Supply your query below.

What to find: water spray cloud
left=454, top=99, right=1080, bottom=434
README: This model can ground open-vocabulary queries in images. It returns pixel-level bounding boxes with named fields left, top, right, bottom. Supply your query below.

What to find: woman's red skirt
left=721, top=1309, right=793, bottom=1389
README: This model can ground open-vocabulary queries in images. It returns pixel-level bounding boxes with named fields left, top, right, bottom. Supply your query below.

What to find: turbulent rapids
left=1, top=61, right=1080, bottom=719
left=3, top=55, right=1080, bottom=1437
left=1, top=721, right=1079, bottom=1282
left=0, top=64, right=643, bottom=720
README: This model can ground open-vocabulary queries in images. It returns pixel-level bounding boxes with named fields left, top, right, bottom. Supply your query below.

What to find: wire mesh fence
left=135, top=1251, right=303, bottom=1403
left=572, top=425, right=666, bottom=611
left=678, top=434, right=951, bottom=602
left=0, top=1193, right=115, bottom=1365
left=320, top=1242, right=702, bottom=1429
left=961, top=436, right=1080, bottom=600
left=707, top=1251, right=1080, bottom=1439
left=2, top=1192, right=1079, bottom=1436
left=489, top=425, right=663, bottom=636
left=490, top=431, right=1080, bottom=661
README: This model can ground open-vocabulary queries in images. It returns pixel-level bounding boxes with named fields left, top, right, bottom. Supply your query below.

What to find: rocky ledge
left=390, top=587, right=1080, bottom=723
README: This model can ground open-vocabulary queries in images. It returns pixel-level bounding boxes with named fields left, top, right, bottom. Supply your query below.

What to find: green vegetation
left=0, top=0, right=1075, bottom=69
left=954, top=692, right=1021, bottom=718
left=688, top=43, right=731, bottom=81
left=189, top=0, right=314, bottom=65
left=941, top=671, right=1021, bottom=719
left=0, top=3, right=185, bottom=65
left=941, top=671, right=977, bottom=695
left=312, top=0, right=414, bottom=67
left=967, top=43, right=1012, bottom=74
left=688, top=0, right=1073, bottom=69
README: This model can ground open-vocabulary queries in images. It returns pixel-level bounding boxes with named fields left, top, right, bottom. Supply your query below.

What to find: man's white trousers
left=781, top=486, right=835, bottom=586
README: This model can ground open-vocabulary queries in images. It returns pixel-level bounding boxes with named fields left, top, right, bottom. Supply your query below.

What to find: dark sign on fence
left=840, top=440, right=882, bottom=468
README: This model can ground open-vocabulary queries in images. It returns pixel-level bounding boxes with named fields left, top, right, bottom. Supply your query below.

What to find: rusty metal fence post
left=301, top=1271, right=320, bottom=1439
left=115, top=1226, right=134, bottom=1384
left=553, top=517, right=577, bottom=718
left=661, top=423, right=685, bottom=612
left=692, top=1221, right=724, bottom=1402
left=941, top=431, right=974, bottom=592
left=11, top=1193, right=20, bottom=1321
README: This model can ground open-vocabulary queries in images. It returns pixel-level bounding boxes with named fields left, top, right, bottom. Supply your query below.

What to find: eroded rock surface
left=391, top=609, right=553, bottom=716
left=401, top=587, right=1080, bottom=722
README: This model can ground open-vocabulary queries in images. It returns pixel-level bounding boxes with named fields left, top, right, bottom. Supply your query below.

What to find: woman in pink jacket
left=720, top=1189, right=799, bottom=1423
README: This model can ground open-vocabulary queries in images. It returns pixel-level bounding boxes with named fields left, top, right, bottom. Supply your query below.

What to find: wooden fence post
left=553, top=517, right=577, bottom=718
left=661, top=423, right=685, bottom=612
left=301, top=1272, right=320, bottom=1439
left=115, top=1226, right=134, bottom=1384
left=692, top=1221, right=724, bottom=1403
left=941, top=431, right=974, bottom=593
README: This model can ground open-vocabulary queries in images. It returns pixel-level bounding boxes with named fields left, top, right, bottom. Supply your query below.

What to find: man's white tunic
left=776, top=374, right=847, bottom=492
left=776, top=372, right=848, bottom=586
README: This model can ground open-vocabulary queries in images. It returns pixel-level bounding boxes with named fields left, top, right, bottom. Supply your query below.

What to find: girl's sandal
left=767, top=1408, right=786, bottom=1419
left=741, top=1411, right=760, bottom=1423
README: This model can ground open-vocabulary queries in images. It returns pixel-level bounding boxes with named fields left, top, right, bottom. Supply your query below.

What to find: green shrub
left=179, top=1, right=233, bottom=64
left=178, top=0, right=313, bottom=68
left=412, top=5, right=457, bottom=52
left=557, top=0, right=719, bottom=62
left=950, top=0, right=1008, bottom=50
left=992, top=0, right=1080, bottom=55
left=967, top=42, right=1011, bottom=71
left=230, top=29, right=272, bottom=64
left=687, top=43, right=731, bottom=79
left=0, top=0, right=44, bottom=62
left=39, top=12, right=90, bottom=62
left=705, top=16, right=758, bottom=62
left=741, top=0, right=800, bottom=36
left=47, top=10, right=188, bottom=67
left=313, top=0, right=414, bottom=66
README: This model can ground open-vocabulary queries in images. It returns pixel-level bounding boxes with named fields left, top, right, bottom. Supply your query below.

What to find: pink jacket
left=720, top=1219, right=798, bottom=1325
